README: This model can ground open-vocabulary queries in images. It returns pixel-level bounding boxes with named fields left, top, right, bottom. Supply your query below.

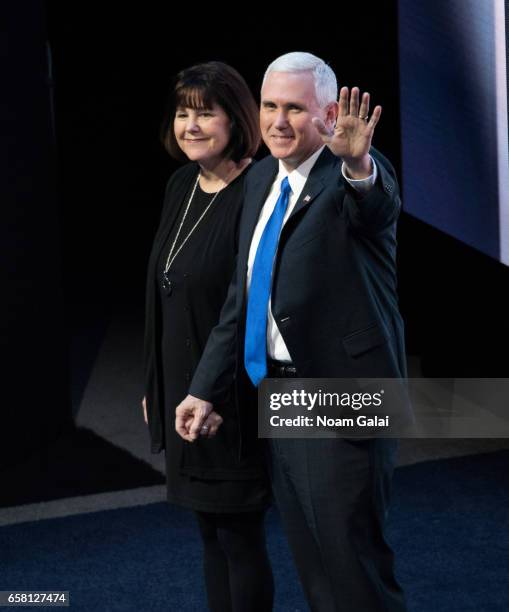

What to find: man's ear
left=325, top=101, right=339, bottom=130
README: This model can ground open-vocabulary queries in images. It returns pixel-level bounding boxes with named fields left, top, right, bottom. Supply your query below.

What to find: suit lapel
left=234, top=161, right=277, bottom=307
left=239, top=149, right=340, bottom=263
left=238, top=148, right=340, bottom=278
left=238, top=160, right=278, bottom=263
left=287, top=147, right=339, bottom=222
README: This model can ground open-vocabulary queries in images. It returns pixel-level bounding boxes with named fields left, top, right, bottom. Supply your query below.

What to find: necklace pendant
left=162, top=274, right=172, bottom=296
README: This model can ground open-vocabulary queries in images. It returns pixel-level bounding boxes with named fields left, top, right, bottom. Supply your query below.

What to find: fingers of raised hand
left=368, top=105, right=382, bottom=129
left=358, top=92, right=370, bottom=121
left=349, top=87, right=360, bottom=116
left=340, top=87, right=377, bottom=124
left=338, top=86, right=349, bottom=116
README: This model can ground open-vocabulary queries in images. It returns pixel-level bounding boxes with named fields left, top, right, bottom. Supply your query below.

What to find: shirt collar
left=276, top=145, right=325, bottom=195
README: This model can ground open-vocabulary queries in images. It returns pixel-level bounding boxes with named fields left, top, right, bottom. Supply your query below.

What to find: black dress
left=144, top=162, right=271, bottom=513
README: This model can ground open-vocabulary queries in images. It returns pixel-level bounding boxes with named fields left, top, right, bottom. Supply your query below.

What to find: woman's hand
left=142, top=396, right=148, bottom=424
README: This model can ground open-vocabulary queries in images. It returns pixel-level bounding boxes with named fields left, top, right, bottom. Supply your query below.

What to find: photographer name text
left=268, top=390, right=389, bottom=428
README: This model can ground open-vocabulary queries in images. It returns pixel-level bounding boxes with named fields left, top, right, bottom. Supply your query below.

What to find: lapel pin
left=303, top=195, right=311, bottom=202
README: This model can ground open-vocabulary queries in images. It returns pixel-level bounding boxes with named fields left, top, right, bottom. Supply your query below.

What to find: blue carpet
left=1, top=450, right=508, bottom=611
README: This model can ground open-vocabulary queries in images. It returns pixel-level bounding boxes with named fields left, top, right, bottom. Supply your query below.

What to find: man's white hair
left=262, top=51, right=338, bottom=108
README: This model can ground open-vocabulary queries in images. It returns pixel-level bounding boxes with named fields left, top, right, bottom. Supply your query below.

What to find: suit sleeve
left=341, top=148, right=402, bottom=235
left=188, top=259, right=239, bottom=405
left=187, top=166, right=257, bottom=406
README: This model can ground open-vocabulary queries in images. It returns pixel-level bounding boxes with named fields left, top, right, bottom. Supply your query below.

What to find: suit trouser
left=266, top=437, right=407, bottom=612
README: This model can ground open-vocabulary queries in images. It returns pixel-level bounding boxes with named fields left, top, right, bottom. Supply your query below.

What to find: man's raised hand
left=312, top=86, right=381, bottom=178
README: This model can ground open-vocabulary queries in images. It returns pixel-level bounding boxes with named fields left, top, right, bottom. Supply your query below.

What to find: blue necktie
left=244, top=177, right=292, bottom=386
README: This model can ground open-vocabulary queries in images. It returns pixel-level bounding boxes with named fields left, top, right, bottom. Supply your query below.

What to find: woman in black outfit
left=143, top=62, right=274, bottom=612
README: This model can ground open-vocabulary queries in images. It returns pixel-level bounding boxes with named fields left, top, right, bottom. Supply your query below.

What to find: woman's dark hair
left=161, top=61, right=260, bottom=162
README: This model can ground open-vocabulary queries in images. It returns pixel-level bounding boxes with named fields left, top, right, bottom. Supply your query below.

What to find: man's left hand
left=312, top=86, right=381, bottom=179
left=175, top=394, right=214, bottom=442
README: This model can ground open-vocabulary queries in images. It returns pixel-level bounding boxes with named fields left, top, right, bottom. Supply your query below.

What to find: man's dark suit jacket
left=189, top=146, right=407, bottom=450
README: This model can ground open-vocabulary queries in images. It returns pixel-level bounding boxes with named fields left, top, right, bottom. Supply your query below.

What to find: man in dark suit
left=176, top=52, right=407, bottom=611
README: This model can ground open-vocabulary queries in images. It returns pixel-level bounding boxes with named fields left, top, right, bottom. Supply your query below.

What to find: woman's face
left=173, top=103, right=231, bottom=164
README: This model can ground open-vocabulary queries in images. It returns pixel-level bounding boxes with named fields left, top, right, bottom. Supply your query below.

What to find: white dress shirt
left=246, top=146, right=377, bottom=362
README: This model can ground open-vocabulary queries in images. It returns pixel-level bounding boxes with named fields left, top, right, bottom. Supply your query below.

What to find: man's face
left=260, top=71, right=335, bottom=171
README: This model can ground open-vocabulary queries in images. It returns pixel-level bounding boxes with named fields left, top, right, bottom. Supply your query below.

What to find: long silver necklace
left=162, top=171, right=229, bottom=296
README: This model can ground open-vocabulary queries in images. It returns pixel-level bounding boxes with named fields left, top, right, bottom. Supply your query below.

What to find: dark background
left=2, top=1, right=508, bottom=471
